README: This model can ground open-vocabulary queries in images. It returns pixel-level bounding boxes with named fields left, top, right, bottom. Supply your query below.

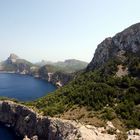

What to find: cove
left=0, top=73, right=57, bottom=140
left=0, top=123, right=22, bottom=140
left=0, top=73, right=56, bottom=101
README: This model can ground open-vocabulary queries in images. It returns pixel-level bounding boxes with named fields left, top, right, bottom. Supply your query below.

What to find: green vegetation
left=26, top=57, right=140, bottom=129
left=38, top=59, right=88, bottom=73
left=52, top=59, right=88, bottom=73
left=2, top=53, right=139, bottom=130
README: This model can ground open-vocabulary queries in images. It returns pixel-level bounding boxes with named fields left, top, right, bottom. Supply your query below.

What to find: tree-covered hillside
left=27, top=23, right=140, bottom=130
left=27, top=61, right=140, bottom=129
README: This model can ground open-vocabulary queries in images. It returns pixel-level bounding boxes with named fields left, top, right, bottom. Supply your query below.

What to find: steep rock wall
left=87, top=23, right=140, bottom=71
left=0, top=101, right=80, bottom=140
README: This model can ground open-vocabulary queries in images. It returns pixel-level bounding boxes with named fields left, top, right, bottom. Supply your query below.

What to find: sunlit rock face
left=2, top=54, right=34, bottom=74
left=6, top=53, right=19, bottom=64
left=87, top=23, right=140, bottom=71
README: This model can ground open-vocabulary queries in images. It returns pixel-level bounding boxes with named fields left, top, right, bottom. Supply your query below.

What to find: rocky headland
left=0, top=100, right=140, bottom=140
left=0, top=100, right=125, bottom=140
left=0, top=54, right=76, bottom=87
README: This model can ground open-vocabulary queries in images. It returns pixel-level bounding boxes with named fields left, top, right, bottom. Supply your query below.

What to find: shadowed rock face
left=87, top=23, right=140, bottom=71
left=0, top=101, right=80, bottom=140
left=50, top=72, right=73, bottom=87
left=0, top=101, right=50, bottom=140
left=0, top=101, right=119, bottom=140
left=38, top=65, right=49, bottom=80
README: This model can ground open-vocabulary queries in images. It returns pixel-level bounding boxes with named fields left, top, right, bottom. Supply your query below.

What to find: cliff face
left=7, top=53, right=19, bottom=63
left=87, top=23, right=140, bottom=71
left=0, top=54, right=79, bottom=86
left=38, top=65, right=49, bottom=80
left=50, top=72, right=73, bottom=87
left=1, top=101, right=140, bottom=140
left=1, top=100, right=128, bottom=140
left=36, top=65, right=73, bottom=86
left=1, top=54, right=35, bottom=74
left=0, top=101, right=80, bottom=140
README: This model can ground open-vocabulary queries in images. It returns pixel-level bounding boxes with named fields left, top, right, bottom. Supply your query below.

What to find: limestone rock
left=23, top=135, right=30, bottom=140
left=127, top=129, right=140, bottom=140
left=50, top=72, right=73, bottom=87
left=7, top=53, right=19, bottom=63
left=0, top=100, right=121, bottom=140
left=87, top=23, right=140, bottom=71
left=2, top=54, right=34, bottom=74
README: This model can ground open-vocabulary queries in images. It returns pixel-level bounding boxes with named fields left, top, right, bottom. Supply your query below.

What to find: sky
left=0, top=0, right=140, bottom=63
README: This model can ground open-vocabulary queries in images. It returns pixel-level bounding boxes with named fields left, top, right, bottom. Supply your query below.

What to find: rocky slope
left=87, top=23, right=140, bottom=73
left=0, top=100, right=122, bottom=140
left=1, top=100, right=140, bottom=140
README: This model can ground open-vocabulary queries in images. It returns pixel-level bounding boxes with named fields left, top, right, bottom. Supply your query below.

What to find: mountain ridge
left=87, top=22, right=140, bottom=71
left=36, top=59, right=88, bottom=73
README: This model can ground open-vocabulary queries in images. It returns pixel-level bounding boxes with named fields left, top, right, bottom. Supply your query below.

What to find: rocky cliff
left=0, top=100, right=126, bottom=140
left=1, top=100, right=140, bottom=140
left=38, top=65, right=49, bottom=80
left=50, top=72, right=73, bottom=87
left=0, top=54, right=75, bottom=86
left=1, top=54, right=35, bottom=74
left=87, top=23, right=140, bottom=71
left=0, top=100, right=80, bottom=140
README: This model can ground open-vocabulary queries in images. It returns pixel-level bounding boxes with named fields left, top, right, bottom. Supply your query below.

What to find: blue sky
left=0, top=0, right=140, bottom=62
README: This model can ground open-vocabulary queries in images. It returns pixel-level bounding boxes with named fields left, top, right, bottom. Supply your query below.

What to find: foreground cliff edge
left=0, top=100, right=115, bottom=140
left=1, top=100, right=140, bottom=140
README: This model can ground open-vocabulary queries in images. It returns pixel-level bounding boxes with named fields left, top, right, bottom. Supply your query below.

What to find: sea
left=0, top=73, right=57, bottom=140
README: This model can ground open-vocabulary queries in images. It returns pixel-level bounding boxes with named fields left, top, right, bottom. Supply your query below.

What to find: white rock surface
left=127, top=129, right=140, bottom=140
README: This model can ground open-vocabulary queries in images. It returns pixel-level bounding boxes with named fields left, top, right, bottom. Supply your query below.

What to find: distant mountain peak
left=8, top=53, right=19, bottom=60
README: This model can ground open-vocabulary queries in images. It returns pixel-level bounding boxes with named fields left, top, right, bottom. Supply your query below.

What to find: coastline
left=0, top=70, right=60, bottom=87
left=0, top=71, right=16, bottom=74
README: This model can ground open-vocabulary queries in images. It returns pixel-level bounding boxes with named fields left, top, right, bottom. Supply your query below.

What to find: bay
left=0, top=73, right=57, bottom=140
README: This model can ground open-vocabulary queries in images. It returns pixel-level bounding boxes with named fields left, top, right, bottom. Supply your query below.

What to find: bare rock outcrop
left=50, top=72, right=73, bottom=87
left=2, top=54, right=34, bottom=74
left=0, top=100, right=119, bottom=140
left=87, top=23, right=140, bottom=71
left=0, top=101, right=80, bottom=140
left=127, top=129, right=140, bottom=140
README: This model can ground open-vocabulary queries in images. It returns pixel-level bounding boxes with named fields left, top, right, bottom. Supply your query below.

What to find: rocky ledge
left=0, top=100, right=80, bottom=140
left=0, top=100, right=140, bottom=140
